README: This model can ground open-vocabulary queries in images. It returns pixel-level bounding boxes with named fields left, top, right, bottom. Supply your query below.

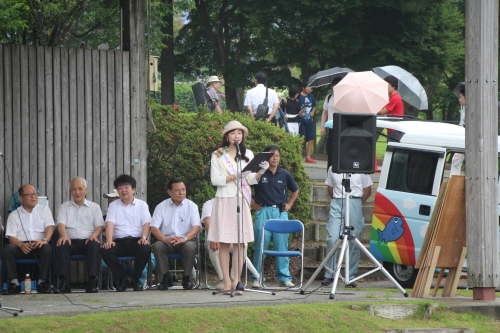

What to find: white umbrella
left=373, top=65, right=428, bottom=110
left=333, top=71, right=389, bottom=114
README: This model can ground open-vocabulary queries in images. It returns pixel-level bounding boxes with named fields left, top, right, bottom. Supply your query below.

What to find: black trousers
left=2, top=243, right=53, bottom=280
left=100, top=237, right=150, bottom=280
left=56, top=239, right=100, bottom=279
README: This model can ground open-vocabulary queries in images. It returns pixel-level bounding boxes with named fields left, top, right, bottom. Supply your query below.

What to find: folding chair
left=107, top=255, right=154, bottom=291
left=258, top=219, right=304, bottom=290
left=159, top=234, right=201, bottom=289
left=58, top=254, right=103, bottom=292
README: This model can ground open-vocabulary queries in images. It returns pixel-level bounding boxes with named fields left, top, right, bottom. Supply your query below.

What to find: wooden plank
left=114, top=51, right=124, bottom=177
left=4, top=45, right=14, bottom=202
left=44, top=47, right=54, bottom=212
left=0, top=44, right=5, bottom=218
left=68, top=48, right=78, bottom=197
left=432, top=270, right=445, bottom=297
left=76, top=48, right=85, bottom=177
left=52, top=47, right=62, bottom=211
left=84, top=49, right=93, bottom=201
left=20, top=45, right=29, bottom=184
left=12, top=45, right=21, bottom=191
left=422, top=246, right=441, bottom=298
left=442, top=247, right=468, bottom=297
left=28, top=45, right=38, bottom=187
left=465, top=0, right=499, bottom=289
left=60, top=47, right=70, bottom=203
left=107, top=51, right=116, bottom=195
left=37, top=46, right=46, bottom=196
left=122, top=51, right=131, bottom=176
left=99, top=50, right=108, bottom=209
left=434, top=176, right=466, bottom=268
left=92, top=50, right=101, bottom=206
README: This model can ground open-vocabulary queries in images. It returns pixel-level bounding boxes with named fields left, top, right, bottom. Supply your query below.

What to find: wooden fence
left=0, top=43, right=147, bottom=220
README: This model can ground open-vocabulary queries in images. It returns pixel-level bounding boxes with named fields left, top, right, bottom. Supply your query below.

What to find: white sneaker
left=252, top=281, right=261, bottom=288
left=281, top=281, right=294, bottom=288
left=216, top=280, right=224, bottom=290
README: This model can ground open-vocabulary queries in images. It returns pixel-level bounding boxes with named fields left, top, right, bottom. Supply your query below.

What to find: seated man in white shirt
left=2, top=184, right=55, bottom=294
left=151, top=178, right=201, bottom=290
left=54, top=177, right=104, bottom=294
left=100, top=174, right=152, bottom=292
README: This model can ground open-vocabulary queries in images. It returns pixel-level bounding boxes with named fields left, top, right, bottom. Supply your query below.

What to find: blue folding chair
left=58, top=254, right=103, bottom=292
left=107, top=255, right=154, bottom=291
left=258, top=219, right=304, bottom=290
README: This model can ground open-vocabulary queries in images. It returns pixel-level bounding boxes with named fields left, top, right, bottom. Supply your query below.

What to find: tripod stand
left=300, top=174, right=409, bottom=299
left=0, top=298, right=23, bottom=316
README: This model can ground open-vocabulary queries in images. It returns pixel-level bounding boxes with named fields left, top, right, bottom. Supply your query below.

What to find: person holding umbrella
left=377, top=76, right=404, bottom=142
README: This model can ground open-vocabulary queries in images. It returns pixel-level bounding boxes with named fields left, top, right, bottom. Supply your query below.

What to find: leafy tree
left=0, top=0, right=30, bottom=44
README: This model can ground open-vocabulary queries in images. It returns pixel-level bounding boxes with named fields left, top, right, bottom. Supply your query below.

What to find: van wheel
left=383, top=262, right=418, bottom=288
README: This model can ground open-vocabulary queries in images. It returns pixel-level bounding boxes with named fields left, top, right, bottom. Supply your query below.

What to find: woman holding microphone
left=208, top=120, right=268, bottom=294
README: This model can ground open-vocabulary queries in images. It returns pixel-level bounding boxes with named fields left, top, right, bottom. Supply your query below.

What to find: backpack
left=255, top=88, right=269, bottom=120
left=191, top=82, right=216, bottom=112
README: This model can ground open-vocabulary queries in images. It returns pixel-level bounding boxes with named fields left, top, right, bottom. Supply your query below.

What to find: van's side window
left=387, top=149, right=440, bottom=195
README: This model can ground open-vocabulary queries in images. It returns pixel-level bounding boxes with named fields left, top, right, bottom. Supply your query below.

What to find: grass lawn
left=0, top=296, right=498, bottom=333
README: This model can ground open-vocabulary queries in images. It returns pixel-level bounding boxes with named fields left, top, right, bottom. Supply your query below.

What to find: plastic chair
left=258, top=219, right=304, bottom=290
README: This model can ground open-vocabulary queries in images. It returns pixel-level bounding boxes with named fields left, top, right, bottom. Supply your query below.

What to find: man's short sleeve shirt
left=57, top=199, right=104, bottom=239
left=253, top=167, right=299, bottom=205
left=6, top=205, right=55, bottom=241
left=151, top=198, right=201, bottom=238
left=106, top=198, right=151, bottom=239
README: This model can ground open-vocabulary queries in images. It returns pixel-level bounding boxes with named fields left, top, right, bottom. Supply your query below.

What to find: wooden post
left=121, top=0, right=147, bottom=200
left=465, top=0, right=499, bottom=300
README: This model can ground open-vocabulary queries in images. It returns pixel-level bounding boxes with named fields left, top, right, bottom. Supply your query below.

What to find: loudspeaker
left=191, top=82, right=207, bottom=107
left=331, top=113, right=376, bottom=173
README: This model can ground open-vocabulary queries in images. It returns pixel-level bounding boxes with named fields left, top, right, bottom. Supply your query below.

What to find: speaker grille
left=339, top=136, right=373, bottom=171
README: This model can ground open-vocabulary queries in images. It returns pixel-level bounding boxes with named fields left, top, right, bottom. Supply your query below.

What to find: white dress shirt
left=151, top=198, right=201, bottom=238
left=57, top=199, right=104, bottom=239
left=323, top=92, right=341, bottom=122
left=6, top=205, right=55, bottom=241
left=200, top=199, right=214, bottom=223
left=106, top=197, right=151, bottom=239
left=325, top=167, right=373, bottom=198
left=244, top=84, right=279, bottom=114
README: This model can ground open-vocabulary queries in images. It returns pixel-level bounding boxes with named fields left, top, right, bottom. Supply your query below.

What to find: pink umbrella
left=333, top=71, right=389, bottom=114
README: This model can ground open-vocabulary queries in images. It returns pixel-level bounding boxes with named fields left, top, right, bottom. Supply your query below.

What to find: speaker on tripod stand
left=331, top=113, right=376, bottom=174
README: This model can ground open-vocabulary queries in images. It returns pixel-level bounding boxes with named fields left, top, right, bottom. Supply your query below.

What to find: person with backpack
left=206, top=76, right=223, bottom=114
left=244, top=72, right=280, bottom=122
left=320, top=77, right=343, bottom=170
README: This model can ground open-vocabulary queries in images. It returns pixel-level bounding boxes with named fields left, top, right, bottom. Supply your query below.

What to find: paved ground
left=1, top=279, right=499, bottom=319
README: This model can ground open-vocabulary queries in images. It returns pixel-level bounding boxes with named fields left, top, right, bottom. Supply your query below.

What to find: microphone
left=234, top=142, right=241, bottom=157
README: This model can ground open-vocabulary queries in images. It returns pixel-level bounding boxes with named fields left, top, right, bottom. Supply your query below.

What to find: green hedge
left=147, top=103, right=310, bottom=225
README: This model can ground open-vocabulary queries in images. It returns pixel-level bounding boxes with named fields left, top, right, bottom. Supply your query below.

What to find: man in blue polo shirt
left=251, top=145, right=299, bottom=288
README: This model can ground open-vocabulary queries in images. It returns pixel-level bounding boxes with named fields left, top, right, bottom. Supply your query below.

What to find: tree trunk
left=160, top=0, right=175, bottom=105
left=225, top=86, right=240, bottom=112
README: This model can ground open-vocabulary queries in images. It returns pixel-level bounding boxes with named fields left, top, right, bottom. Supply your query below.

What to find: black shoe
left=131, top=278, right=143, bottom=291
left=345, top=281, right=357, bottom=288
left=85, top=280, right=98, bottom=293
left=54, top=281, right=71, bottom=294
left=182, top=276, right=193, bottom=290
left=3, top=283, right=21, bottom=295
left=37, top=281, right=51, bottom=294
left=116, top=276, right=129, bottom=292
left=321, top=277, right=334, bottom=286
left=157, top=275, right=171, bottom=291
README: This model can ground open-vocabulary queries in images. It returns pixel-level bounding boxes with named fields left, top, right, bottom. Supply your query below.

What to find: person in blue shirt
left=251, top=145, right=299, bottom=288
left=298, top=81, right=317, bottom=163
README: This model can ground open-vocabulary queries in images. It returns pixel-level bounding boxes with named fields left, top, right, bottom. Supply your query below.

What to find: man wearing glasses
left=2, top=184, right=55, bottom=294
left=100, top=174, right=152, bottom=292
left=151, top=177, right=201, bottom=290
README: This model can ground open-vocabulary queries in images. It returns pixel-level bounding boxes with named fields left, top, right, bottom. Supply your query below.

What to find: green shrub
left=147, top=103, right=310, bottom=225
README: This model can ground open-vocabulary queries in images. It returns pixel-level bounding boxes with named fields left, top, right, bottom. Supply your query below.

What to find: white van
left=370, top=118, right=500, bottom=287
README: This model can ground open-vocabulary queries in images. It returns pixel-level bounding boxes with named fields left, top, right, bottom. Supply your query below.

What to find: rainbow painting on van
left=370, top=192, right=417, bottom=266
